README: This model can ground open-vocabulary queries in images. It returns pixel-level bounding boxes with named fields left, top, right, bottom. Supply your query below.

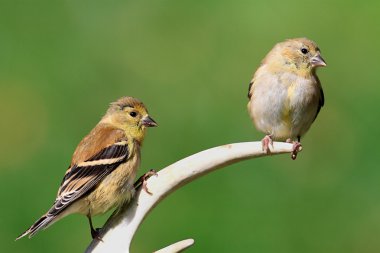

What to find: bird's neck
left=126, top=126, right=146, bottom=146
left=268, top=61, right=313, bottom=78
left=100, top=117, right=146, bottom=145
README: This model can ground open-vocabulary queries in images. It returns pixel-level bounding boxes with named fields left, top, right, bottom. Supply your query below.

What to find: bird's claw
left=261, top=135, right=273, bottom=154
left=91, top=228, right=103, bottom=241
left=291, top=141, right=302, bottom=160
left=134, top=169, right=158, bottom=195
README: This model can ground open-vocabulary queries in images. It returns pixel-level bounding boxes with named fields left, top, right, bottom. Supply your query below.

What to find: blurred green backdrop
left=1, top=0, right=380, bottom=252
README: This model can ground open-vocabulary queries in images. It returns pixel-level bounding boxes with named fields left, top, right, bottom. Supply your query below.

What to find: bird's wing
left=50, top=126, right=129, bottom=216
left=247, top=80, right=254, bottom=99
left=313, top=76, right=324, bottom=122
left=248, top=66, right=262, bottom=99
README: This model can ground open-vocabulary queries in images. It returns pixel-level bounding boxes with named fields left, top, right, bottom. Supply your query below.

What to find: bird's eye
left=301, top=48, right=309, bottom=54
left=129, top=112, right=137, bottom=117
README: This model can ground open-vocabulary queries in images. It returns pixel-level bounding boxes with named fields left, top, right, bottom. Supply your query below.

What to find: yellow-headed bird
left=16, top=96, right=157, bottom=240
left=247, top=38, right=326, bottom=159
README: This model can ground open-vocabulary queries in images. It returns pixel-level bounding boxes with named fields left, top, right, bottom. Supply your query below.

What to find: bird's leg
left=289, top=136, right=302, bottom=160
left=134, top=169, right=158, bottom=195
left=291, top=142, right=302, bottom=160
left=261, top=134, right=273, bottom=154
left=87, top=211, right=102, bottom=241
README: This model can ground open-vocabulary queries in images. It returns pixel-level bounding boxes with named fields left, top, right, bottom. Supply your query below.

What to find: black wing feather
left=313, top=77, right=324, bottom=122
left=248, top=81, right=253, bottom=99
left=50, top=142, right=129, bottom=216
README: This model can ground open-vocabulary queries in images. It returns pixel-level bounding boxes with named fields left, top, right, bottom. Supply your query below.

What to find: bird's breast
left=249, top=71, right=320, bottom=140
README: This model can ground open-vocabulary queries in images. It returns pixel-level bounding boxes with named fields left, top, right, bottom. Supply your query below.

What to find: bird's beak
left=141, top=116, right=158, bottom=127
left=311, top=53, right=327, bottom=67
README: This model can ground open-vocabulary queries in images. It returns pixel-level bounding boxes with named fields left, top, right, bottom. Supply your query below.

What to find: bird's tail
left=15, top=214, right=56, bottom=240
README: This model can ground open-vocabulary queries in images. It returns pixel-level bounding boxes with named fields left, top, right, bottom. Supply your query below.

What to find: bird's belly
left=84, top=157, right=139, bottom=216
left=249, top=79, right=319, bottom=141
left=251, top=107, right=293, bottom=141
left=248, top=83, right=291, bottom=140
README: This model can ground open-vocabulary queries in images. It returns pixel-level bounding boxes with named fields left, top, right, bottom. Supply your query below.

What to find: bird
left=16, top=96, right=158, bottom=240
left=247, top=38, right=326, bottom=159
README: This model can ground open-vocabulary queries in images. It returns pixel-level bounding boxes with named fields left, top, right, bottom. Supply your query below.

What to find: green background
left=1, top=1, right=380, bottom=252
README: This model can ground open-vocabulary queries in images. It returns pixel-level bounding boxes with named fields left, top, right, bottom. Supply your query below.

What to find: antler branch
left=85, top=141, right=297, bottom=253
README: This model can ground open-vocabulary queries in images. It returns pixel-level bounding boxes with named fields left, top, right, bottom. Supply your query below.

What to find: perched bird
left=247, top=38, right=326, bottom=159
left=16, top=96, right=157, bottom=240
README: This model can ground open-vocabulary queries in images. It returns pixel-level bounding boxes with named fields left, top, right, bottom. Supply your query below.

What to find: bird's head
left=267, top=38, right=326, bottom=75
left=103, top=96, right=157, bottom=143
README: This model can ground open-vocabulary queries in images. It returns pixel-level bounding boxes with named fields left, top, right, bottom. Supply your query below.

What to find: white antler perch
left=85, top=141, right=297, bottom=253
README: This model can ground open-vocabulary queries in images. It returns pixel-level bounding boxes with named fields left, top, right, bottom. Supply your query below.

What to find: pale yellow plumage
left=16, top=96, right=157, bottom=240
left=247, top=38, right=326, bottom=159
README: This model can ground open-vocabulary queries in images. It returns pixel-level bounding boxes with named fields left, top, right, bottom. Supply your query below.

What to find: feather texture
left=15, top=98, right=155, bottom=239
left=247, top=38, right=326, bottom=142
left=16, top=125, right=132, bottom=239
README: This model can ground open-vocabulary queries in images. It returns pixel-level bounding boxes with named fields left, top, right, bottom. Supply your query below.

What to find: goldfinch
left=16, top=96, right=157, bottom=240
left=247, top=38, right=326, bottom=159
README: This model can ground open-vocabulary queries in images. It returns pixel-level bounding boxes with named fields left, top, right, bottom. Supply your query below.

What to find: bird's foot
left=290, top=141, right=302, bottom=160
left=261, top=135, right=273, bottom=154
left=91, top=227, right=103, bottom=241
left=134, top=169, right=158, bottom=195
